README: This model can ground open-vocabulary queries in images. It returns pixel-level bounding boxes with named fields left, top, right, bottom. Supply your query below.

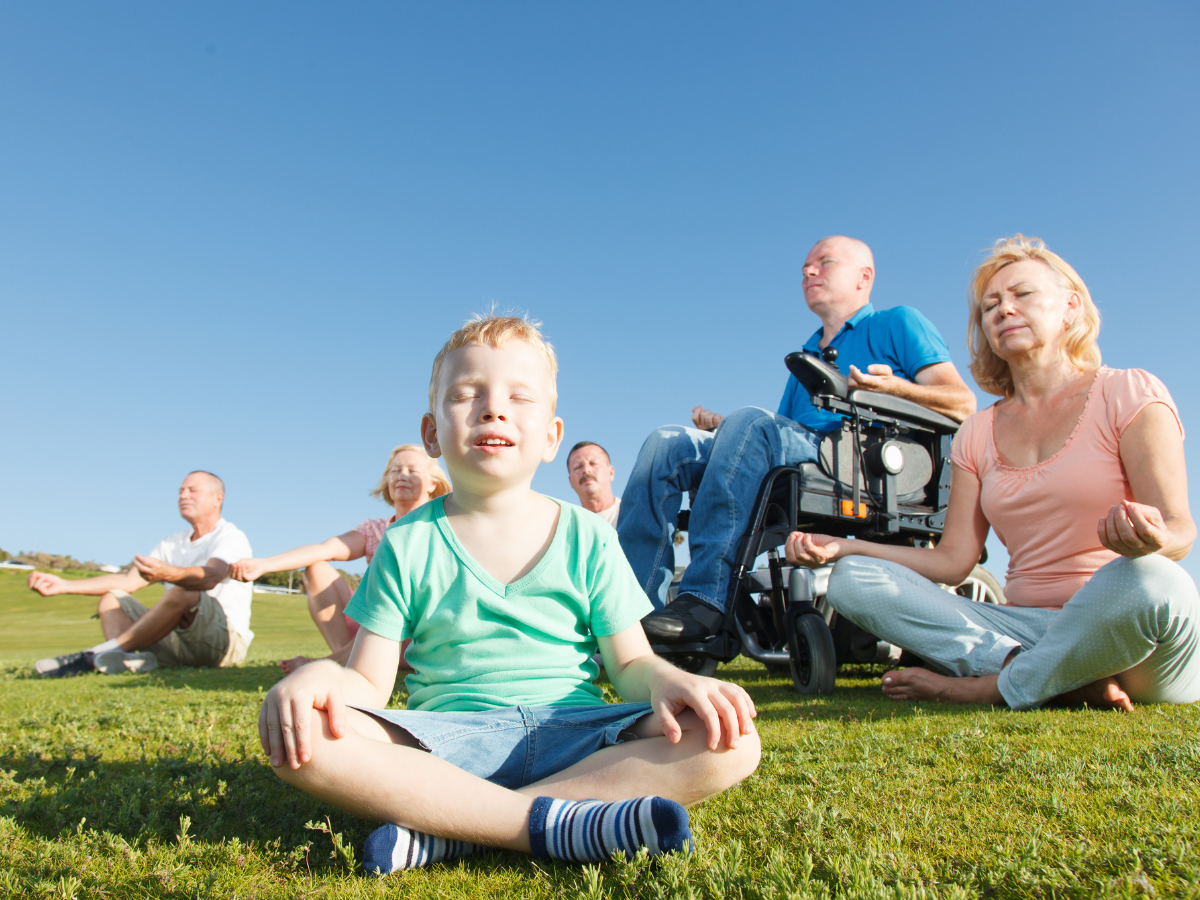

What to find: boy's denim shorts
left=357, top=702, right=654, bottom=790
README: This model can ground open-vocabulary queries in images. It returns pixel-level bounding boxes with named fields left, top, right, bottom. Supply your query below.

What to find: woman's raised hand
left=1098, top=500, right=1170, bottom=557
left=229, top=558, right=266, bottom=583
left=784, top=531, right=843, bottom=568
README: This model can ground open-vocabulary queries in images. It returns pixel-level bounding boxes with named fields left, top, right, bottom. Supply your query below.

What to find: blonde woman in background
left=230, top=445, right=450, bottom=672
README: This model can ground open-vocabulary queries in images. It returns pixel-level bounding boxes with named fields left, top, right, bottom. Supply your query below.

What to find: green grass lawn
left=2, top=567, right=1199, bottom=899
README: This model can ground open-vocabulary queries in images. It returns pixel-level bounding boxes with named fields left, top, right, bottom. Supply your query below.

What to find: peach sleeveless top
left=353, top=516, right=396, bottom=564
left=951, top=367, right=1181, bottom=609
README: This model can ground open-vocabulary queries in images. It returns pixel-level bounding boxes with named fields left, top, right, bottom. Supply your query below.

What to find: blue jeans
left=617, top=406, right=822, bottom=613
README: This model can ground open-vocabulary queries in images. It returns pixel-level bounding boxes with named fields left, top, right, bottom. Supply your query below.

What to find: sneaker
left=94, top=649, right=159, bottom=674
left=34, top=650, right=96, bottom=678
left=641, top=595, right=725, bottom=643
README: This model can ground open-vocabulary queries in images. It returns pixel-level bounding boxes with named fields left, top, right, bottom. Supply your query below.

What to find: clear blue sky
left=2, top=3, right=1197, bottom=583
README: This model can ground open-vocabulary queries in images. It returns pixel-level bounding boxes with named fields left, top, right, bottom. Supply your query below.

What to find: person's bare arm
left=691, top=405, right=724, bottom=431
left=847, top=361, right=977, bottom=423
left=27, top=566, right=148, bottom=597
left=229, top=532, right=366, bottom=583
left=1098, top=402, right=1195, bottom=561
left=785, top=462, right=990, bottom=584
left=134, top=555, right=230, bottom=591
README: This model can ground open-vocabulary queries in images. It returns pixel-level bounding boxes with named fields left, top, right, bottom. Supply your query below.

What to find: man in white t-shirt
left=566, top=441, right=621, bottom=529
left=28, top=471, right=254, bottom=677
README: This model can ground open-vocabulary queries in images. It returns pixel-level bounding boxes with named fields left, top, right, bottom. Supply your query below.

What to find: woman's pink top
left=353, top=516, right=396, bottom=564
left=951, top=367, right=1181, bottom=609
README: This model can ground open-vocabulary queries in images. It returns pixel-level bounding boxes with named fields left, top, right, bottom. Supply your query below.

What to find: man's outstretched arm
left=847, top=361, right=976, bottom=423
left=134, top=555, right=230, bottom=591
left=28, top=567, right=148, bottom=597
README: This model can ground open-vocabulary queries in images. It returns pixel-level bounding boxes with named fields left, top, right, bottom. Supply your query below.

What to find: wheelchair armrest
left=785, top=351, right=848, bottom=400
left=785, top=350, right=958, bottom=433
left=845, top=389, right=959, bottom=433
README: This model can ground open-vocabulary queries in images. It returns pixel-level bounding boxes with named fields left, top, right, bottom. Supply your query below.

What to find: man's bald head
left=802, top=235, right=876, bottom=320
left=186, top=470, right=225, bottom=496
left=813, top=235, right=874, bottom=269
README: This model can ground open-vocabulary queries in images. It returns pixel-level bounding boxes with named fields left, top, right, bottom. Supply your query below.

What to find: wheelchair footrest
left=649, top=632, right=742, bottom=663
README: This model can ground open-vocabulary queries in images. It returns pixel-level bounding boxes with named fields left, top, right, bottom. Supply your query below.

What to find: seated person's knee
left=97, top=591, right=122, bottom=613
left=160, top=586, right=201, bottom=609
left=660, top=710, right=761, bottom=793
left=826, top=556, right=879, bottom=613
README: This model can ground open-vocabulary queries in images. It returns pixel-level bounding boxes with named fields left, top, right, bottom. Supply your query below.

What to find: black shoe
left=641, top=595, right=725, bottom=643
left=34, top=650, right=96, bottom=678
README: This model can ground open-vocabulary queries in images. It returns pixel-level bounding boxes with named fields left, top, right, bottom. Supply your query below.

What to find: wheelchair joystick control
left=821, top=347, right=838, bottom=364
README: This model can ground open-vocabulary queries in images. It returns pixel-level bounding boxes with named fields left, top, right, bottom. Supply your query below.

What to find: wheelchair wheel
left=952, top=564, right=1006, bottom=605
left=788, top=613, right=836, bottom=696
left=670, top=655, right=719, bottom=678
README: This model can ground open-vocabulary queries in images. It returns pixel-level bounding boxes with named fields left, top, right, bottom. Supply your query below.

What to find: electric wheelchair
left=651, top=348, right=1004, bottom=693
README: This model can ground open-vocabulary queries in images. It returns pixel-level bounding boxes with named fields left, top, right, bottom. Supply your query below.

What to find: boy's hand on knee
left=649, top=663, right=756, bottom=751
left=258, top=662, right=348, bottom=770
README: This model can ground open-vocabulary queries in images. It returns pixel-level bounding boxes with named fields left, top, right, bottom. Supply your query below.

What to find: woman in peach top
left=229, top=445, right=450, bottom=672
left=786, top=236, right=1200, bottom=711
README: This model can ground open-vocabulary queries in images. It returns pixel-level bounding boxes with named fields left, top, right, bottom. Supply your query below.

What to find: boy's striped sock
left=362, top=824, right=480, bottom=874
left=528, top=796, right=692, bottom=862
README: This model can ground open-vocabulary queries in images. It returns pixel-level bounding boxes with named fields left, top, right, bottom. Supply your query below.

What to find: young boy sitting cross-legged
left=259, top=315, right=760, bottom=873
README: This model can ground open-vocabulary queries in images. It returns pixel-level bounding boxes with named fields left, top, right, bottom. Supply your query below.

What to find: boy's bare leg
left=272, top=707, right=756, bottom=850
left=520, top=710, right=761, bottom=807
left=272, top=708, right=536, bottom=851
left=97, top=588, right=198, bottom=650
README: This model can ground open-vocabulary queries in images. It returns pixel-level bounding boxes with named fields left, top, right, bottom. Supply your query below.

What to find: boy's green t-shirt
left=344, top=497, right=653, bottom=712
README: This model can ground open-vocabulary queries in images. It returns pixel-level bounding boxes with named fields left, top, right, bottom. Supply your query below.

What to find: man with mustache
left=566, top=441, right=620, bottom=528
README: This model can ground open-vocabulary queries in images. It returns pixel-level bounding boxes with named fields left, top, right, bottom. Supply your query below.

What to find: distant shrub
left=256, top=568, right=360, bottom=593
left=0, top=547, right=9, bottom=562
left=258, top=569, right=305, bottom=590
left=14, top=550, right=107, bottom=572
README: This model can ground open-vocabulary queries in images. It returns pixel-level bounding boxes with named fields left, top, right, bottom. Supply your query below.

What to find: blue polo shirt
left=777, top=303, right=953, bottom=433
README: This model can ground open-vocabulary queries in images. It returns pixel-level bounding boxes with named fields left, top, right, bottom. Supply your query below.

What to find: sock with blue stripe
left=362, top=823, right=481, bottom=874
left=527, top=796, right=692, bottom=862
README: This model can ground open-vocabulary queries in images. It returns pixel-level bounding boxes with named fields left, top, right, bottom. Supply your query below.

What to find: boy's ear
left=420, top=413, right=442, bottom=458
left=542, top=416, right=565, bottom=463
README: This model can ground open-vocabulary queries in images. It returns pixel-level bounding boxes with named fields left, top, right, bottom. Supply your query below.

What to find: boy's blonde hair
left=370, top=444, right=451, bottom=505
left=428, top=313, right=559, bottom=412
left=967, top=234, right=1102, bottom=397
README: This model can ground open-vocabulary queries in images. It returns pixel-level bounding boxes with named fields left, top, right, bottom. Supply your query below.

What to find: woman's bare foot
left=280, top=655, right=317, bottom=674
left=881, top=668, right=1005, bottom=705
left=1048, top=676, right=1133, bottom=711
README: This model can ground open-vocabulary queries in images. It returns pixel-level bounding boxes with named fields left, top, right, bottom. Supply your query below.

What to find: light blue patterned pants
left=827, top=554, right=1200, bottom=710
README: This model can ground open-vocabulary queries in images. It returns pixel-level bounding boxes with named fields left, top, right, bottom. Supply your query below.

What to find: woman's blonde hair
left=371, top=444, right=451, bottom=506
left=968, top=234, right=1102, bottom=397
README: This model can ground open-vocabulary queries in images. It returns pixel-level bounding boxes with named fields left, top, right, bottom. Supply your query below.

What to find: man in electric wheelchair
left=652, top=348, right=1004, bottom=691
left=617, top=236, right=978, bottom=668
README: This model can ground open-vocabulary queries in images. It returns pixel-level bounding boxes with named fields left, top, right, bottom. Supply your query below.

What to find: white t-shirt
left=585, top=497, right=620, bottom=529
left=147, top=518, right=254, bottom=643
left=598, top=497, right=621, bottom=529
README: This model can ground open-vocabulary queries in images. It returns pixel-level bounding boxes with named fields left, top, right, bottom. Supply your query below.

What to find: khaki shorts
left=113, top=590, right=248, bottom=669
